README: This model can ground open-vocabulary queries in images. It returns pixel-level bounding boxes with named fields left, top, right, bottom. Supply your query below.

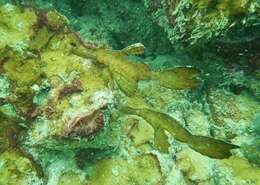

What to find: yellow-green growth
left=0, top=4, right=37, bottom=50
left=45, top=10, right=69, bottom=31
left=88, top=155, right=161, bottom=185
left=0, top=150, right=43, bottom=185
left=3, top=59, right=42, bottom=87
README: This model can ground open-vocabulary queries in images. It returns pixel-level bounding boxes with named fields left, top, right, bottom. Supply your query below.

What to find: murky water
left=0, top=1, right=259, bottom=185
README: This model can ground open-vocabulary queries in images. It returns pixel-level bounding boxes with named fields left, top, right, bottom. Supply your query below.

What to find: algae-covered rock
left=207, top=89, right=260, bottom=140
left=144, top=0, right=260, bottom=46
left=0, top=3, right=202, bottom=183
left=6, top=0, right=173, bottom=54
left=88, top=155, right=162, bottom=185
left=175, top=148, right=260, bottom=185
left=57, top=171, right=87, bottom=185
left=0, top=4, right=37, bottom=51
left=44, top=10, right=69, bottom=31
left=176, top=148, right=213, bottom=184
left=217, top=156, right=260, bottom=185
left=0, top=74, right=10, bottom=98
left=0, top=3, right=121, bottom=152
left=0, top=150, right=43, bottom=185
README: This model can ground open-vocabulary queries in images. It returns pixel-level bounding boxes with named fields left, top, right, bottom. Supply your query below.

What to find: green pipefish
left=120, top=106, right=239, bottom=159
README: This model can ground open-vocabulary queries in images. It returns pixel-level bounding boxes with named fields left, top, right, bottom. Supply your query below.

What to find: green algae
left=3, top=59, right=42, bottom=86
left=0, top=150, right=43, bottom=185
left=0, top=103, right=18, bottom=120
left=0, top=4, right=37, bottom=50
left=88, top=155, right=162, bottom=185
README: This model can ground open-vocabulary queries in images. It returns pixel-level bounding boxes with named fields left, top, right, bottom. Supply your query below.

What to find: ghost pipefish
left=71, top=43, right=200, bottom=96
left=70, top=42, right=237, bottom=158
left=120, top=106, right=239, bottom=159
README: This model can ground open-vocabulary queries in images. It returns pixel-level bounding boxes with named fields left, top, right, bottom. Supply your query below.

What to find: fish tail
left=154, top=129, right=170, bottom=153
left=150, top=67, right=200, bottom=89
left=188, top=135, right=239, bottom=159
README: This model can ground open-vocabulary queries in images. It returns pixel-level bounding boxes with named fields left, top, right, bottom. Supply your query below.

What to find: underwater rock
left=0, top=4, right=37, bottom=52
left=122, top=116, right=154, bottom=148
left=176, top=148, right=213, bottom=184
left=44, top=10, right=69, bottom=32
left=217, top=156, right=260, bottom=184
left=143, top=0, right=260, bottom=46
left=207, top=89, right=242, bottom=128
left=88, top=154, right=162, bottom=185
left=7, top=0, right=173, bottom=54
left=57, top=171, right=87, bottom=185
left=240, top=114, right=260, bottom=167
left=0, top=3, right=121, bottom=151
left=207, top=89, right=260, bottom=141
left=176, top=148, right=260, bottom=185
left=0, top=150, right=43, bottom=185
left=0, top=74, right=10, bottom=98
left=26, top=88, right=117, bottom=151
left=185, top=108, right=211, bottom=136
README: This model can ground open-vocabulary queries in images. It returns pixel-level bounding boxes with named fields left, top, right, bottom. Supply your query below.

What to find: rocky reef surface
left=0, top=1, right=259, bottom=185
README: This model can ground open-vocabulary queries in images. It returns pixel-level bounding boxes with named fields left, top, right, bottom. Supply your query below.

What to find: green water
left=0, top=1, right=259, bottom=185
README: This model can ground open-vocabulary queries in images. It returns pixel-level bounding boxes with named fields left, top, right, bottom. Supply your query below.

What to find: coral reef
left=143, top=0, right=260, bottom=46
left=0, top=150, right=43, bottom=185
left=0, top=2, right=259, bottom=185
left=0, top=3, right=201, bottom=184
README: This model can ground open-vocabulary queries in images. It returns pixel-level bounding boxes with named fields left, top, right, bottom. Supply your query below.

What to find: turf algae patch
left=0, top=4, right=37, bottom=50
left=0, top=4, right=118, bottom=183
left=218, top=156, right=260, bottom=184
left=0, top=150, right=43, bottom=185
left=88, top=155, right=162, bottom=185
